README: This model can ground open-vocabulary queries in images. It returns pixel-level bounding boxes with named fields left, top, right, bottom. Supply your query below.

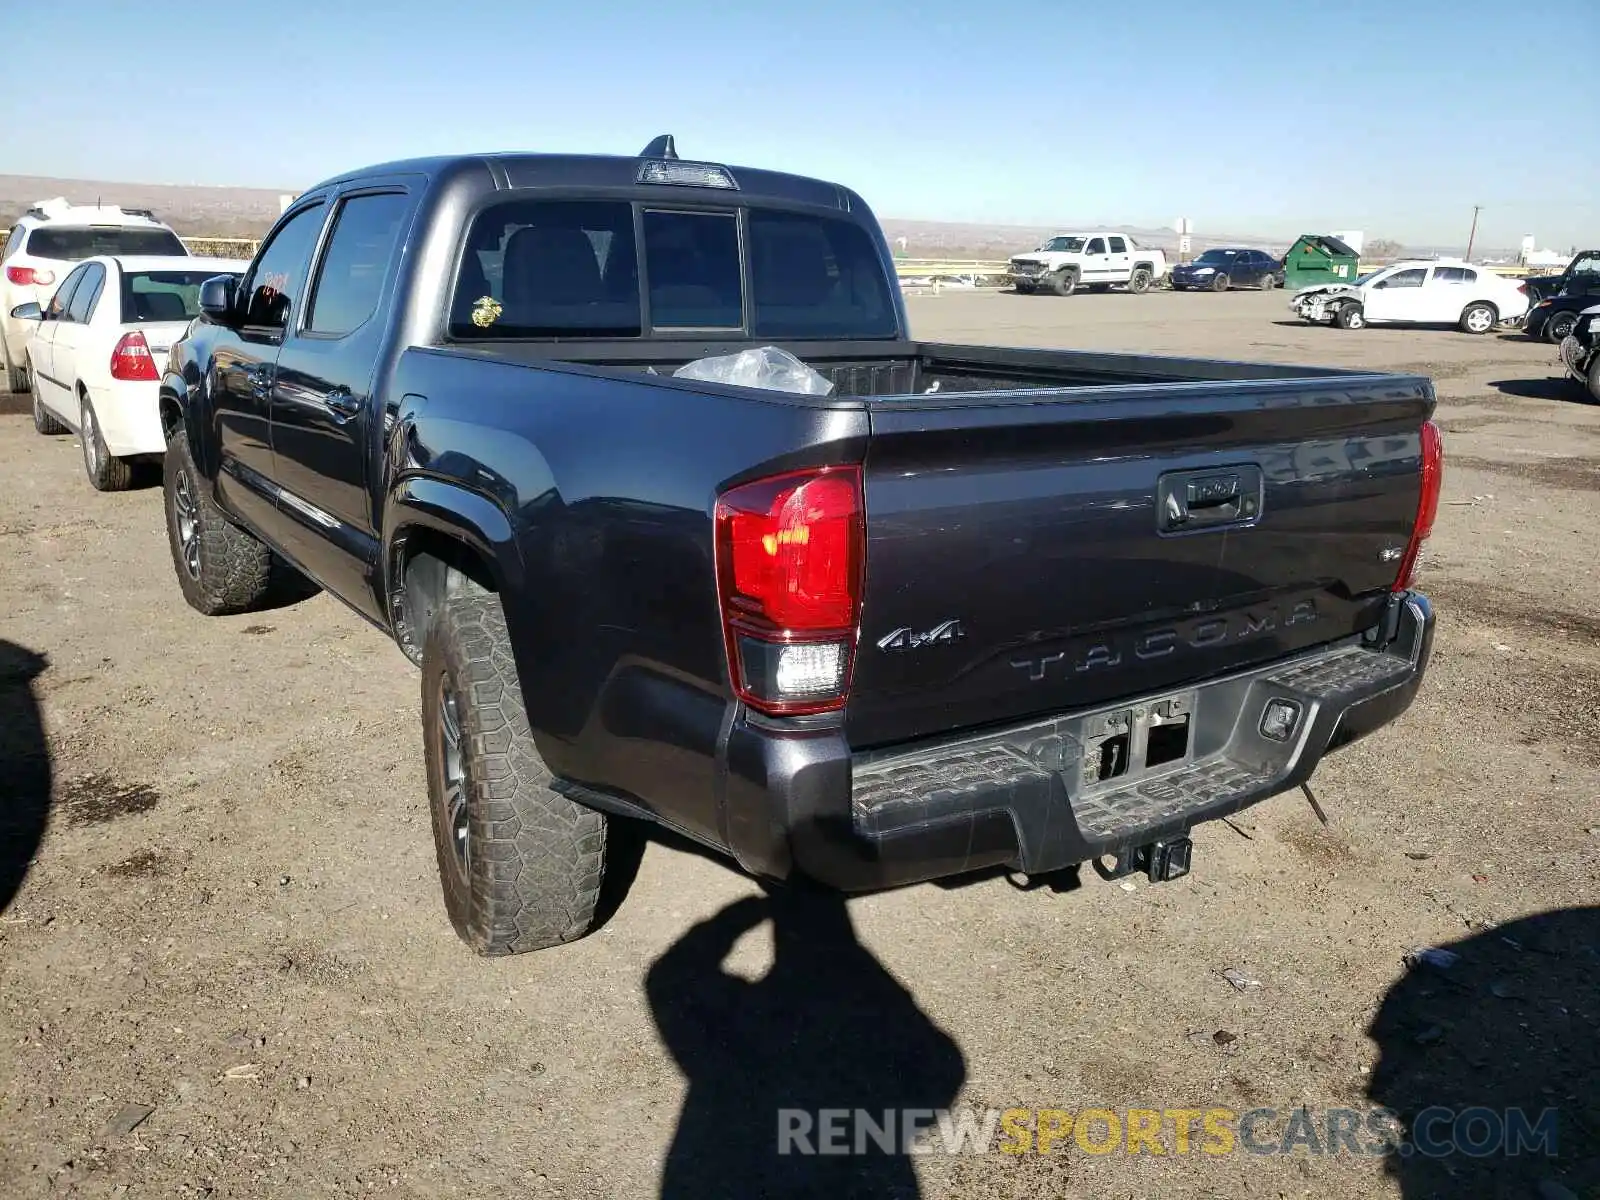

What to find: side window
left=1108, top=236, right=1127, bottom=254
left=305, top=192, right=411, bottom=336
left=241, top=203, right=326, bottom=330
left=45, top=266, right=88, bottom=320
left=1380, top=268, right=1426, bottom=289
left=66, top=264, right=104, bottom=323
left=2, top=225, right=22, bottom=260
left=1085, top=237, right=1107, bottom=255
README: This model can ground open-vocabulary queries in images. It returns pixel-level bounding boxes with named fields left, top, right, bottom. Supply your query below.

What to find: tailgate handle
left=1158, top=466, right=1262, bottom=533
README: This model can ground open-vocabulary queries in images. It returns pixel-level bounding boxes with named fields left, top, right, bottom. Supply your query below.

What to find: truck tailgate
left=848, top=376, right=1433, bottom=749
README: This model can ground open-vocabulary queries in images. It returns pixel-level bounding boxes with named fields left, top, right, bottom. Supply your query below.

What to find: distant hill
left=0, top=175, right=286, bottom=238
left=0, top=174, right=1503, bottom=261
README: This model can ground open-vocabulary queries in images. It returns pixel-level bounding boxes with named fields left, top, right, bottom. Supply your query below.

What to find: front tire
left=1335, top=303, right=1366, bottom=330
left=422, top=588, right=610, bottom=955
left=1128, top=267, right=1153, bottom=294
left=163, top=425, right=274, bottom=615
left=1050, top=269, right=1078, bottom=297
left=1459, top=302, right=1496, bottom=335
left=1210, top=272, right=1230, bottom=292
left=30, top=368, right=67, bottom=435
left=80, top=396, right=133, bottom=492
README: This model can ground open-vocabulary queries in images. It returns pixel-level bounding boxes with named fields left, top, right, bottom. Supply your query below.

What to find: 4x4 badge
left=877, top=619, right=965, bottom=652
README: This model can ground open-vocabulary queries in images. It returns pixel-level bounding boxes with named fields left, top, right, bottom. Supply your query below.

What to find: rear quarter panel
left=388, top=349, right=870, bottom=841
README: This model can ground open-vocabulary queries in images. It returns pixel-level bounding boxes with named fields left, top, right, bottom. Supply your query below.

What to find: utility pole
left=1465, top=205, right=1482, bottom=261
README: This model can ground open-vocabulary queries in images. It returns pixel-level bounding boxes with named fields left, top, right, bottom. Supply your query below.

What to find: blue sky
left=4, top=0, right=1596, bottom=248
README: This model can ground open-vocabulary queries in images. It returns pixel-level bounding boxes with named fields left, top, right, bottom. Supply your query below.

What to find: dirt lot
left=3, top=289, right=1597, bottom=1200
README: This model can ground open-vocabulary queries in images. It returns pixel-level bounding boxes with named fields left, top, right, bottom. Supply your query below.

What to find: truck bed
left=459, top=339, right=1377, bottom=400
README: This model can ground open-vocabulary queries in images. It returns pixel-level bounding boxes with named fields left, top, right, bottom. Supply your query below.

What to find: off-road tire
left=1050, top=269, right=1078, bottom=297
left=1128, top=267, right=1153, bottom=295
left=1587, top=352, right=1600, bottom=406
left=1546, top=310, right=1579, bottom=343
left=422, top=588, right=608, bottom=955
left=80, top=395, right=133, bottom=492
left=1459, top=302, right=1496, bottom=335
left=1335, top=303, right=1366, bottom=330
left=1210, top=272, right=1230, bottom=292
left=163, top=425, right=274, bottom=615
left=30, top=369, right=66, bottom=435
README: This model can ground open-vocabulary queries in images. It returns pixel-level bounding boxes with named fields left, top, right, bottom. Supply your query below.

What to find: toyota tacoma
left=158, top=137, right=1441, bottom=956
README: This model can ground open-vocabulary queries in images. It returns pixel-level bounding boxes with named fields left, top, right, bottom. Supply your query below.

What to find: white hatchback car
left=1290, top=258, right=1531, bottom=334
left=1, top=199, right=189, bottom=391
left=12, top=255, right=247, bottom=490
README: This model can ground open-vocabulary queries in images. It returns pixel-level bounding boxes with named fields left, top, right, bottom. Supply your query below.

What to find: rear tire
left=1259, top=273, right=1276, bottom=291
left=1546, top=310, right=1579, bottom=343
left=3, top=342, right=26, bottom=394
left=1210, top=273, right=1230, bottom=292
left=1587, top=352, right=1600, bottom=406
left=1459, top=302, right=1496, bottom=335
left=80, top=396, right=133, bottom=492
left=422, top=587, right=609, bottom=955
left=1335, top=303, right=1365, bottom=330
left=1050, top=269, right=1078, bottom=297
left=163, top=425, right=274, bottom=615
left=31, top=369, right=67, bottom=435
left=1128, top=267, right=1153, bottom=294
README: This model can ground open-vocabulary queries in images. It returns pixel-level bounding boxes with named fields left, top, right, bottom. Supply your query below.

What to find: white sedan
left=12, top=255, right=246, bottom=490
left=1290, top=259, right=1531, bottom=334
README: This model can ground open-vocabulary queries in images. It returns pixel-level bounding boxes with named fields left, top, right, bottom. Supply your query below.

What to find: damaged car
left=1290, top=259, right=1530, bottom=334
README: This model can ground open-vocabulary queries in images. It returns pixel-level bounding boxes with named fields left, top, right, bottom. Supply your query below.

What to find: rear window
left=26, top=226, right=187, bottom=261
left=119, top=271, right=235, bottom=324
left=450, top=198, right=895, bottom=340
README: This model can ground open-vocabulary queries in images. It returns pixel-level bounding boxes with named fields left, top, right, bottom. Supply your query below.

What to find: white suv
left=2, top=198, right=188, bottom=391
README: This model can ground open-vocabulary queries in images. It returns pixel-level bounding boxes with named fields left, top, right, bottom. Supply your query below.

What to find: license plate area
left=1080, top=692, right=1195, bottom=793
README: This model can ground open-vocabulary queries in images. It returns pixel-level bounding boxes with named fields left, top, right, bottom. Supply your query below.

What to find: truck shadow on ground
left=646, top=881, right=966, bottom=1199
left=1487, top=378, right=1589, bottom=404
left=0, top=639, right=52, bottom=912
left=1366, top=904, right=1600, bottom=1198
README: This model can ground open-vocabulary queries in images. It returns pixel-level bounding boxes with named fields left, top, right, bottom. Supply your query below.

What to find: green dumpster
left=1282, top=234, right=1361, bottom=290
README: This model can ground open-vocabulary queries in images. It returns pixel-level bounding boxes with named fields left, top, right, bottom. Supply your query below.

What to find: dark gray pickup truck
left=159, top=137, right=1442, bottom=956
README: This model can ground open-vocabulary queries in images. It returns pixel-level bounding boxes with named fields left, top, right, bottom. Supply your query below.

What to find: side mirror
left=9, top=301, right=41, bottom=320
left=198, top=275, right=238, bottom=325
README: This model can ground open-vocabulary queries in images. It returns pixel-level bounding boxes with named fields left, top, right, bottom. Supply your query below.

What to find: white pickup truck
left=1009, top=233, right=1168, bottom=296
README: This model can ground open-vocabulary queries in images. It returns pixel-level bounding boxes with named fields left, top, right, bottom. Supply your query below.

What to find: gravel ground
left=2, top=288, right=1597, bottom=1200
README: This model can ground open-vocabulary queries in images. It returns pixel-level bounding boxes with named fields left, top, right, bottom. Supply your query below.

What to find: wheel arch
left=383, top=478, right=523, bottom=665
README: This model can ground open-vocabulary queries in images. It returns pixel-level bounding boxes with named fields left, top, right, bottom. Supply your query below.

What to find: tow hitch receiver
left=1093, top=836, right=1194, bottom=884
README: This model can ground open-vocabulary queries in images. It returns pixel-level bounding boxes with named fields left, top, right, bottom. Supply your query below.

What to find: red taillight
left=715, top=466, right=864, bottom=716
left=110, top=331, right=159, bottom=382
left=5, top=265, right=36, bottom=286
left=1392, top=419, right=1443, bottom=592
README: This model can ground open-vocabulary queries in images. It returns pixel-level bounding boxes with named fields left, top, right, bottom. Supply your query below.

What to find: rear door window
left=642, top=210, right=741, bottom=329
left=26, top=226, right=187, bottom=261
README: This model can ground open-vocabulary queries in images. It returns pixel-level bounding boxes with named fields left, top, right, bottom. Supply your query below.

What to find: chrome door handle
left=324, top=388, right=362, bottom=422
